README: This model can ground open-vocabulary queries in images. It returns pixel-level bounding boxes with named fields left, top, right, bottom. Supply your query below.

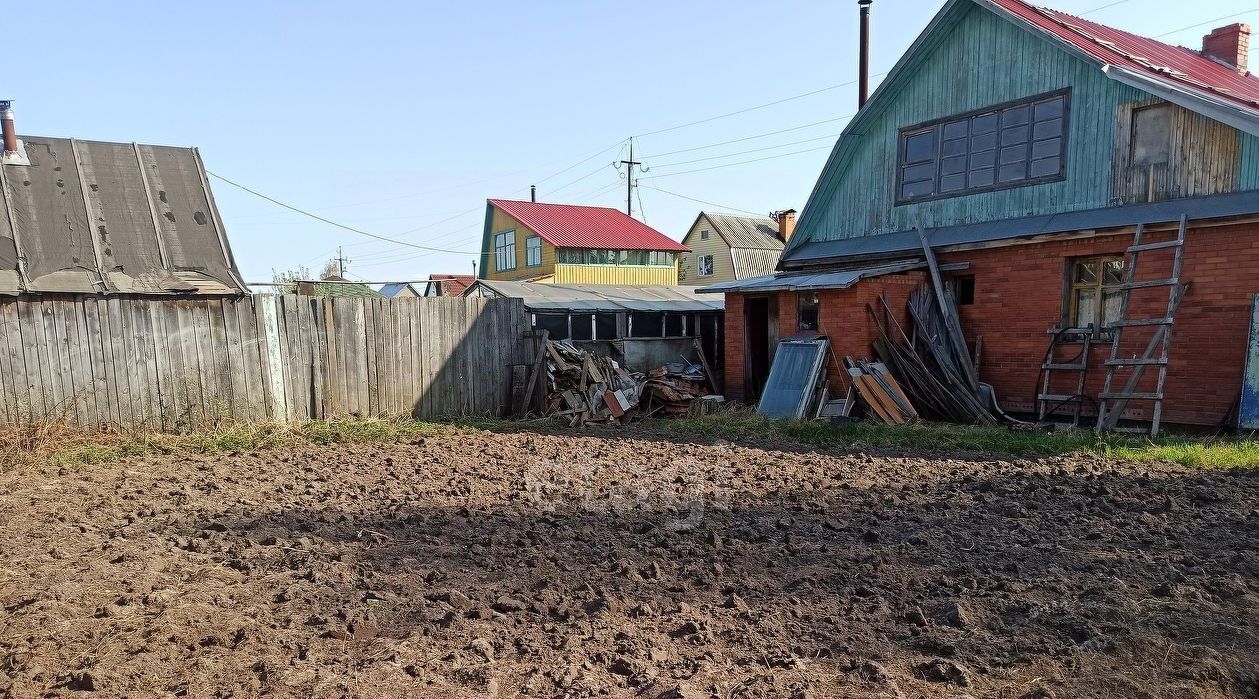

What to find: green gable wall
left=793, top=2, right=1258, bottom=248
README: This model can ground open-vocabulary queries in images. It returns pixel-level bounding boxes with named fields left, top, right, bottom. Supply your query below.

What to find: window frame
left=494, top=230, right=517, bottom=272
left=797, top=291, right=820, bottom=332
left=524, top=235, right=542, bottom=267
left=1065, top=255, right=1125, bottom=335
left=700, top=229, right=710, bottom=240
left=697, top=254, right=714, bottom=277
left=894, top=88, right=1071, bottom=206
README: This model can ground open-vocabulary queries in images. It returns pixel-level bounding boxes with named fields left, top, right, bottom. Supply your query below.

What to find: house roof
left=488, top=199, right=688, bottom=252
left=467, top=279, right=723, bottom=312
left=0, top=136, right=246, bottom=296
left=312, top=277, right=382, bottom=298
left=701, top=213, right=784, bottom=250
left=697, top=261, right=926, bottom=294
left=731, top=248, right=784, bottom=280
left=988, top=0, right=1259, bottom=114
left=379, top=282, right=422, bottom=297
left=427, top=273, right=474, bottom=295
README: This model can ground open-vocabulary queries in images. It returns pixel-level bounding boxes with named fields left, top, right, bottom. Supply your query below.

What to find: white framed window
left=494, top=230, right=516, bottom=272
left=525, top=236, right=542, bottom=267
left=700, top=229, right=710, bottom=240
left=698, top=254, right=714, bottom=277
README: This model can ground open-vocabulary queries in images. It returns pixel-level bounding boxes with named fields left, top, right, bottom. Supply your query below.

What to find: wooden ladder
left=1038, top=328, right=1093, bottom=427
left=1095, top=214, right=1189, bottom=436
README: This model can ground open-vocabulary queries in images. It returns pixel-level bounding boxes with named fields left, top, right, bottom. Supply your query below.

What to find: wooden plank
left=187, top=301, right=213, bottom=427
left=32, top=301, right=64, bottom=421
left=363, top=297, right=378, bottom=416
left=110, top=298, right=140, bottom=429
left=47, top=301, right=81, bottom=425
left=147, top=301, right=175, bottom=430
left=64, top=300, right=96, bottom=427
left=322, top=298, right=341, bottom=417
left=416, top=299, right=433, bottom=418
left=258, top=295, right=290, bottom=422
left=10, top=301, right=40, bottom=422
left=308, top=297, right=326, bottom=420
left=0, top=300, right=17, bottom=423
left=280, top=294, right=304, bottom=421
left=208, top=299, right=235, bottom=424
left=162, top=302, right=191, bottom=429
left=233, top=297, right=264, bottom=422
left=126, top=299, right=156, bottom=430
left=251, top=295, right=276, bottom=421
left=219, top=299, right=248, bottom=425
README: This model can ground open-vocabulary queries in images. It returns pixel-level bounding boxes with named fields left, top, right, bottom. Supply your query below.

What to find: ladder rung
left=1111, top=426, right=1156, bottom=434
left=1105, top=357, right=1168, bottom=366
left=1099, top=391, right=1163, bottom=400
left=1110, top=317, right=1174, bottom=327
left=1116, top=278, right=1179, bottom=290
left=1038, top=394, right=1081, bottom=402
left=1043, top=362, right=1088, bottom=370
left=1127, top=240, right=1183, bottom=253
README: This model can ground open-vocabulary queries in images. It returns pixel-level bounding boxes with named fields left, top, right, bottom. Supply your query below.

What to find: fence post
left=258, top=296, right=290, bottom=422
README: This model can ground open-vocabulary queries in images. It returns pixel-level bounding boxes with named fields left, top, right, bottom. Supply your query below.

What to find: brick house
left=702, top=0, right=1259, bottom=429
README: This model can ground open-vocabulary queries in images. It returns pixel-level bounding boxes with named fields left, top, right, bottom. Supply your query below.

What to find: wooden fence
left=0, top=295, right=532, bottom=430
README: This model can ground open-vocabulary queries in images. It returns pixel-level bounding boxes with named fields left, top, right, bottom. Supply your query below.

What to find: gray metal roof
left=730, top=247, right=783, bottom=280
left=696, top=260, right=924, bottom=294
left=468, top=279, right=724, bottom=312
left=0, top=136, right=245, bottom=296
left=704, top=213, right=784, bottom=250
left=379, top=283, right=422, bottom=298
left=782, top=190, right=1259, bottom=269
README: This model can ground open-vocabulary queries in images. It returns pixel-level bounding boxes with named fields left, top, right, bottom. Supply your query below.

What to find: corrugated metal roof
left=697, top=261, right=925, bottom=294
left=0, top=136, right=245, bottom=296
left=990, top=0, right=1259, bottom=113
left=704, top=213, right=784, bottom=250
left=783, top=190, right=1259, bottom=268
left=379, top=283, right=421, bottom=298
left=489, top=199, right=689, bottom=252
left=731, top=248, right=783, bottom=280
left=469, top=280, right=723, bottom=312
left=427, top=273, right=474, bottom=295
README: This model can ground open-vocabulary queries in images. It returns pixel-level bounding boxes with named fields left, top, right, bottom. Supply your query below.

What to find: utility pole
left=335, top=246, right=349, bottom=278
left=619, top=139, right=642, bottom=217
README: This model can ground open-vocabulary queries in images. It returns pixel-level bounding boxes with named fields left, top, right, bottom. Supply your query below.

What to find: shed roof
left=697, top=261, right=925, bottom=294
left=379, top=283, right=422, bottom=298
left=468, top=279, right=723, bottom=312
left=0, top=136, right=245, bottom=296
left=487, top=199, right=688, bottom=252
left=702, top=213, right=784, bottom=250
left=427, top=273, right=475, bottom=295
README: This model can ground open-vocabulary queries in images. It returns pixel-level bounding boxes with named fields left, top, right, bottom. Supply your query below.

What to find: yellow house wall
left=483, top=207, right=556, bottom=281
left=679, top=214, right=735, bottom=285
left=553, top=263, right=678, bottom=285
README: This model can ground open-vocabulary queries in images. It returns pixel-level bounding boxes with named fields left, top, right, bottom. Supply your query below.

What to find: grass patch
left=652, top=410, right=1259, bottom=468
left=0, top=417, right=453, bottom=472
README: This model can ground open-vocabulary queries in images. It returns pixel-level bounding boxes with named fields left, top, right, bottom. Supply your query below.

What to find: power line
left=639, top=185, right=766, bottom=217
left=1153, top=8, right=1259, bottom=38
left=639, top=144, right=834, bottom=181
left=646, top=114, right=855, bottom=159
left=649, top=133, right=841, bottom=170
left=1078, top=0, right=1134, bottom=15
left=208, top=171, right=477, bottom=255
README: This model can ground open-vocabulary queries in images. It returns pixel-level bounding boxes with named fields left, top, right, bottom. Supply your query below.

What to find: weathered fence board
left=0, top=295, right=530, bottom=430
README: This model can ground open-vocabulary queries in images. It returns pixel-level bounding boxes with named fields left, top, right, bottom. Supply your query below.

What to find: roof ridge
left=488, top=198, right=624, bottom=212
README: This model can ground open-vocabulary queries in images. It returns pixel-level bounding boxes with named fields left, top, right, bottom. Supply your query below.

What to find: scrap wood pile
left=543, top=340, right=719, bottom=425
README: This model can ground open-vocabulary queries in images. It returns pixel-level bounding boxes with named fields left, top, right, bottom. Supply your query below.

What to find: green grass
left=2, top=412, right=1255, bottom=472
left=651, top=410, right=1259, bottom=468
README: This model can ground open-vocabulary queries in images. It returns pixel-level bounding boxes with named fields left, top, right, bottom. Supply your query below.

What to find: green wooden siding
left=794, top=2, right=1256, bottom=247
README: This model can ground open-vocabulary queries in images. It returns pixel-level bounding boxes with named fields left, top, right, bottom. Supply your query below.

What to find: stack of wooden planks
left=844, top=357, right=917, bottom=425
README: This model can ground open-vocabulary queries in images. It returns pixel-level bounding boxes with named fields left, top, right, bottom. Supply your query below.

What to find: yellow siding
left=483, top=207, right=556, bottom=281
left=679, top=214, right=735, bottom=285
left=553, top=263, right=678, bottom=285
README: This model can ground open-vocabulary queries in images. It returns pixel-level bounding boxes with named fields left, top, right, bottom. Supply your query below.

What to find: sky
left=5, top=0, right=1258, bottom=286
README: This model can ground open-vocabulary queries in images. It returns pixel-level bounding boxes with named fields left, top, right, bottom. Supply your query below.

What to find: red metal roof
left=427, top=273, right=474, bottom=295
left=990, top=0, right=1259, bottom=112
left=488, top=199, right=689, bottom=252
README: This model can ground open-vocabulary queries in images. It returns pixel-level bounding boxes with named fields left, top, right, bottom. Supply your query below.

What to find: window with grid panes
left=897, top=91, right=1068, bottom=203
left=1068, top=256, right=1124, bottom=332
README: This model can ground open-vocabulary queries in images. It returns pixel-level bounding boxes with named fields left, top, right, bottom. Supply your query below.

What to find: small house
left=706, top=0, right=1259, bottom=430
left=479, top=199, right=689, bottom=285
left=421, top=274, right=475, bottom=297
left=679, top=211, right=791, bottom=285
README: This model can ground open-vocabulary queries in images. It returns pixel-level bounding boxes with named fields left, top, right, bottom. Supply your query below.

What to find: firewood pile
left=544, top=340, right=721, bottom=425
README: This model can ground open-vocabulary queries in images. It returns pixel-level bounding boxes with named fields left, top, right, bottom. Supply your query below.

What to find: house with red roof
left=479, top=199, right=689, bottom=285
left=703, top=0, right=1259, bottom=431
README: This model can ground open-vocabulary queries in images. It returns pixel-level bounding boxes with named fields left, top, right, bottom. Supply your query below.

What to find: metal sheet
left=697, top=261, right=922, bottom=294
left=1241, top=294, right=1259, bottom=430
left=757, top=339, right=828, bottom=419
left=9, top=138, right=97, bottom=289
left=730, top=248, right=783, bottom=280
left=472, top=279, right=723, bottom=312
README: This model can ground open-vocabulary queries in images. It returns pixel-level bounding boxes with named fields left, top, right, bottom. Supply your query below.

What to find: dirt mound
left=1, top=425, right=1256, bottom=697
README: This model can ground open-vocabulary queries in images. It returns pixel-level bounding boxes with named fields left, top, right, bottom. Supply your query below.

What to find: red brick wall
left=723, top=220, right=1259, bottom=426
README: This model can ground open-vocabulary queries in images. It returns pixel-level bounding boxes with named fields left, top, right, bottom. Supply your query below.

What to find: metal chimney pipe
left=0, top=101, right=17, bottom=155
left=530, top=184, right=537, bottom=202
left=858, top=0, right=873, bottom=108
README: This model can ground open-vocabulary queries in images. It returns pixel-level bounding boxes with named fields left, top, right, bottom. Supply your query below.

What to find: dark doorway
left=744, top=296, right=777, bottom=400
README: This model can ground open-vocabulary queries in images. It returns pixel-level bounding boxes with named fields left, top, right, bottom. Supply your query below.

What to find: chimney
left=1202, top=23, right=1250, bottom=74
left=858, top=0, right=873, bottom=107
left=0, top=101, right=17, bottom=156
left=776, top=209, right=797, bottom=243
left=530, top=184, right=537, bottom=202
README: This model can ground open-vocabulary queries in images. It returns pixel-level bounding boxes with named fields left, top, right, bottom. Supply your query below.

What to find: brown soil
left=1, top=425, right=1257, bottom=698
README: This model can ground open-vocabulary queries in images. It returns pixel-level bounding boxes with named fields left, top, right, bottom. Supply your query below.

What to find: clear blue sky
left=6, top=0, right=1256, bottom=284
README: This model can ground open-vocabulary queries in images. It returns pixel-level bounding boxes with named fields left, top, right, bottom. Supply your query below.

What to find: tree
left=270, top=264, right=312, bottom=295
